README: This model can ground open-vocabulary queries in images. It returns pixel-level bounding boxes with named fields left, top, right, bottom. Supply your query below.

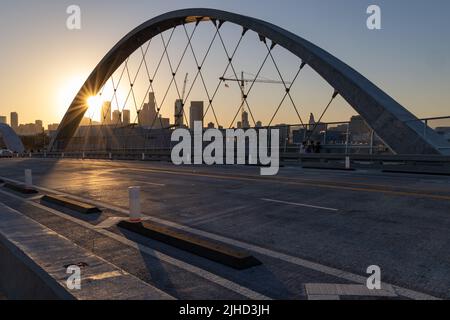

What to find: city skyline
left=0, top=0, right=449, bottom=127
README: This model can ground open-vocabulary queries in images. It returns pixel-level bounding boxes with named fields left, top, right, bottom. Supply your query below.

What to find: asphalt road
left=1, top=158, right=450, bottom=299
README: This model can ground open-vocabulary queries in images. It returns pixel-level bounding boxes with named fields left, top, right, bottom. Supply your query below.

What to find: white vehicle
left=0, top=149, right=14, bottom=158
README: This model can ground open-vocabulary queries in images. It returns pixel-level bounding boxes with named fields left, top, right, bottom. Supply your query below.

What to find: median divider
left=4, top=182, right=38, bottom=195
left=41, top=195, right=102, bottom=214
left=118, top=220, right=262, bottom=270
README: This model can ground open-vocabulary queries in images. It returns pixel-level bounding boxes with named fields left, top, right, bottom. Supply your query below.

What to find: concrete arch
left=50, top=8, right=450, bottom=154
left=0, top=124, right=24, bottom=153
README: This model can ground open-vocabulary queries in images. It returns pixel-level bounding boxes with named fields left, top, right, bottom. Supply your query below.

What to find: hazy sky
left=0, top=0, right=449, bottom=127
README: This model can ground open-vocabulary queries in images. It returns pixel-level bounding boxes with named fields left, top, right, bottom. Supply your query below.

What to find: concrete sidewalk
left=0, top=203, right=174, bottom=300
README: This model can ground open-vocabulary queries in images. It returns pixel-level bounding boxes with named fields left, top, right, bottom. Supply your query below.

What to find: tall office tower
left=35, top=120, right=44, bottom=133
left=139, top=92, right=158, bottom=126
left=189, top=101, right=204, bottom=129
left=0, top=116, right=6, bottom=124
left=10, top=112, right=18, bottom=129
left=101, top=101, right=112, bottom=124
left=174, top=99, right=184, bottom=127
left=122, top=109, right=131, bottom=125
left=309, top=113, right=315, bottom=126
left=242, top=110, right=250, bottom=129
left=112, top=110, right=122, bottom=124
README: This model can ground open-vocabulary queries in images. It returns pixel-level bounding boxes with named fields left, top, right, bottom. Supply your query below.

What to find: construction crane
left=220, top=71, right=292, bottom=126
left=181, top=72, right=189, bottom=104
left=174, top=73, right=189, bottom=128
left=221, top=71, right=292, bottom=93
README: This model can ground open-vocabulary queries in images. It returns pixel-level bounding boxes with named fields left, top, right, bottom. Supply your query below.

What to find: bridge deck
left=0, top=158, right=449, bottom=299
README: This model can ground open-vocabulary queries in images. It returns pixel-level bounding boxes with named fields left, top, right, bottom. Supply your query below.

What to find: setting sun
left=87, top=95, right=103, bottom=110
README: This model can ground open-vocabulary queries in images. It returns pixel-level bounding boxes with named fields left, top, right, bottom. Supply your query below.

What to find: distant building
left=349, top=115, right=369, bottom=135
left=17, top=123, right=42, bottom=136
left=190, top=101, right=204, bottom=129
left=139, top=92, right=158, bottom=127
left=122, top=110, right=131, bottom=125
left=308, top=112, right=326, bottom=133
left=0, top=116, right=6, bottom=124
left=256, top=121, right=262, bottom=128
left=10, top=112, right=18, bottom=130
left=80, top=117, right=93, bottom=127
left=101, top=101, right=112, bottom=124
left=309, top=113, right=315, bottom=127
left=242, top=111, right=250, bottom=129
left=48, top=123, right=59, bottom=132
left=156, top=115, right=170, bottom=129
left=207, top=122, right=215, bottom=129
left=174, top=99, right=184, bottom=127
left=237, top=121, right=242, bottom=129
left=34, top=120, right=44, bottom=134
left=112, top=110, right=122, bottom=124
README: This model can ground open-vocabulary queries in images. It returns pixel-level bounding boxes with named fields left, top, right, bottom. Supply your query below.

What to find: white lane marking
left=0, top=188, right=270, bottom=300
left=136, top=181, right=166, bottom=187
left=261, top=198, right=339, bottom=212
left=0, top=176, right=440, bottom=300
left=305, top=283, right=397, bottom=300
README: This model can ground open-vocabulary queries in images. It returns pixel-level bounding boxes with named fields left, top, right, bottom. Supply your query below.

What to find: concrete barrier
left=4, top=183, right=38, bottom=195
left=41, top=195, right=101, bottom=214
left=118, top=220, right=262, bottom=270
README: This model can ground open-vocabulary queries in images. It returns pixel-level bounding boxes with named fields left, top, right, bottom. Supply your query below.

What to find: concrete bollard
left=345, top=156, right=351, bottom=170
left=109, top=152, right=112, bottom=160
left=29, top=152, right=32, bottom=158
left=128, top=186, right=141, bottom=222
left=25, top=169, right=33, bottom=188
left=62, top=152, right=65, bottom=158
left=82, top=152, right=85, bottom=159
left=142, top=153, right=145, bottom=161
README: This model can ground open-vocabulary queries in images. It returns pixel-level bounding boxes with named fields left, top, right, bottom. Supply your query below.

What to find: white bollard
left=345, top=156, right=351, bottom=170
left=142, top=153, right=145, bottom=161
left=29, top=152, right=32, bottom=158
left=109, top=152, right=112, bottom=160
left=128, top=186, right=141, bottom=222
left=82, top=152, right=85, bottom=159
left=62, top=152, right=65, bottom=158
left=25, top=169, right=33, bottom=188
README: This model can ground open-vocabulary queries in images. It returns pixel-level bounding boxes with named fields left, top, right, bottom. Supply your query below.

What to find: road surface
left=0, top=158, right=449, bottom=299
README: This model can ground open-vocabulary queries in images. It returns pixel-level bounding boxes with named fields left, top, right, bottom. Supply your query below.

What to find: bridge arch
left=50, top=8, right=449, bottom=154
left=0, top=124, right=24, bottom=153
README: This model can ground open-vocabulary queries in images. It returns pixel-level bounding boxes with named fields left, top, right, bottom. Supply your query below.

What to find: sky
left=0, top=0, right=449, bottom=128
